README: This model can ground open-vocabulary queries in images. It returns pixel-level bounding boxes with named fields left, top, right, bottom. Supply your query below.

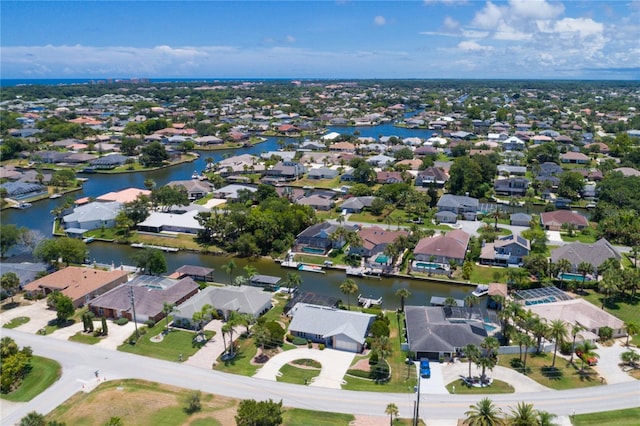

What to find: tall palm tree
left=222, top=260, right=237, bottom=284
left=549, top=319, right=568, bottom=368
left=521, top=333, right=534, bottom=374
left=340, top=279, right=359, bottom=311
left=577, top=261, right=593, bottom=293
left=508, top=402, right=539, bottom=426
left=599, top=270, right=620, bottom=309
left=465, top=294, right=480, bottom=308
left=385, top=403, right=399, bottom=426
left=528, top=317, right=549, bottom=354
left=162, top=302, right=177, bottom=334
left=243, top=264, right=257, bottom=279
left=395, top=287, right=411, bottom=312
left=285, top=272, right=302, bottom=297
left=624, top=322, right=639, bottom=347
left=464, top=343, right=481, bottom=380
left=512, top=332, right=528, bottom=367
left=464, top=397, right=504, bottom=426
left=569, top=323, right=585, bottom=364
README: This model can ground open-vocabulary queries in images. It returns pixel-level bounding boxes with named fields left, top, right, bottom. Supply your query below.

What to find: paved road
left=2, top=329, right=639, bottom=426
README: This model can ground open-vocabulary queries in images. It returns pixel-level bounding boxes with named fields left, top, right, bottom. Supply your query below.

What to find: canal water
left=1, top=123, right=496, bottom=307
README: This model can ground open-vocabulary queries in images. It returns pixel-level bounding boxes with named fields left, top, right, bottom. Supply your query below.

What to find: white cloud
left=472, top=1, right=506, bottom=29
left=457, top=40, right=493, bottom=51
left=508, top=0, right=564, bottom=20
left=494, top=22, right=532, bottom=40
left=373, top=16, right=386, bottom=26
left=443, top=16, right=459, bottom=31
left=285, top=35, right=296, bottom=43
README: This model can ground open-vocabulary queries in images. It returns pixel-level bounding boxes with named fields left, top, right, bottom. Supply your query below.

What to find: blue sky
left=1, top=1, right=639, bottom=80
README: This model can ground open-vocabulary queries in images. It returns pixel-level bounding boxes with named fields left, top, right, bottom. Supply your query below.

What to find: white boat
left=49, top=193, right=62, bottom=199
left=82, top=237, right=95, bottom=244
left=14, top=202, right=32, bottom=210
left=472, top=284, right=490, bottom=297
left=191, top=171, right=199, bottom=179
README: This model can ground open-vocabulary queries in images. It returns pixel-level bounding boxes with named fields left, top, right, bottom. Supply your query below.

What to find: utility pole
left=414, top=374, right=421, bottom=426
left=129, top=285, right=139, bottom=338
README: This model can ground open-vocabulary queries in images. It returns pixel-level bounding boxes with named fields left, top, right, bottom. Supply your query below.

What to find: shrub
left=307, top=342, right=312, bottom=349
left=285, top=334, right=294, bottom=343
left=318, top=343, right=325, bottom=350
left=599, top=326, right=613, bottom=341
left=114, top=317, right=129, bottom=326
left=370, top=319, right=390, bottom=338
left=93, top=328, right=103, bottom=337
left=369, top=361, right=390, bottom=381
left=264, top=321, right=285, bottom=346
left=292, top=336, right=307, bottom=345
left=560, top=341, right=573, bottom=355
left=369, top=352, right=379, bottom=365
left=184, top=390, right=202, bottom=414
left=347, top=369, right=370, bottom=378
left=144, top=319, right=156, bottom=327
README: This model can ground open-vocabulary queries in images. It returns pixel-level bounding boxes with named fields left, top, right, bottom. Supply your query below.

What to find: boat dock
left=298, top=263, right=325, bottom=274
left=346, top=267, right=382, bottom=279
left=280, top=260, right=299, bottom=269
left=358, top=294, right=382, bottom=309
left=130, top=243, right=179, bottom=252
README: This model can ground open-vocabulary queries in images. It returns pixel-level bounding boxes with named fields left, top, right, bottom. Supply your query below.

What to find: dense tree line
left=1, top=337, right=33, bottom=394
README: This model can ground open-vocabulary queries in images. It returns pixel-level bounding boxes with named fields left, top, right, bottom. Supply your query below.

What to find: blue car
left=420, top=358, right=431, bottom=378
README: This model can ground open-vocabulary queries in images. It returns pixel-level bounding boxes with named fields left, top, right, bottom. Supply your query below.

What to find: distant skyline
left=1, top=1, right=639, bottom=80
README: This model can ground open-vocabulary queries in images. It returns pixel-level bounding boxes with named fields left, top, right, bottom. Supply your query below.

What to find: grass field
left=118, top=319, right=214, bottom=362
left=2, top=316, right=30, bottom=329
left=1, top=356, right=61, bottom=402
left=445, top=379, right=514, bottom=394
left=45, top=379, right=376, bottom=426
left=69, top=332, right=101, bottom=345
left=571, top=407, right=640, bottom=426
left=276, top=363, right=321, bottom=385
left=497, top=353, right=602, bottom=390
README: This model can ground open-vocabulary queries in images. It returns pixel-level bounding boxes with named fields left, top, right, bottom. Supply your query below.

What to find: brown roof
left=358, top=226, right=408, bottom=251
left=23, top=266, right=128, bottom=304
left=488, top=283, right=507, bottom=299
left=541, top=210, right=588, bottom=227
left=414, top=229, right=470, bottom=260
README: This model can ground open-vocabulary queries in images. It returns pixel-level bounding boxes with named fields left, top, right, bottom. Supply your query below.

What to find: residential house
left=287, top=303, right=375, bottom=353
left=62, top=201, right=122, bottom=231
left=367, top=154, right=395, bottom=167
left=435, top=210, right=458, bottom=224
left=413, top=229, right=470, bottom=266
left=265, top=161, right=306, bottom=181
left=212, top=184, right=257, bottom=201
left=550, top=238, right=621, bottom=277
left=376, top=171, right=404, bottom=184
left=96, top=188, right=151, bottom=203
left=493, top=177, right=530, bottom=196
left=88, top=276, right=199, bottom=323
left=249, top=275, right=282, bottom=291
left=436, top=194, right=479, bottom=220
left=0, top=261, right=53, bottom=289
left=24, top=266, right=128, bottom=308
left=294, top=222, right=357, bottom=253
left=329, top=141, right=356, bottom=153
left=173, top=285, right=273, bottom=327
left=479, top=234, right=531, bottom=267
left=137, top=209, right=205, bottom=234
left=167, top=180, right=214, bottom=201
left=560, top=152, right=590, bottom=164
left=0, top=182, right=47, bottom=200
left=340, top=196, right=377, bottom=213
left=405, top=305, right=490, bottom=360
left=307, top=167, right=339, bottom=180
left=172, top=265, right=215, bottom=282
left=510, top=213, right=532, bottom=227
left=497, top=165, right=527, bottom=176
left=349, top=226, right=408, bottom=258
left=501, top=136, right=526, bottom=151
left=90, top=154, right=130, bottom=169
left=527, top=298, right=625, bottom=340
left=540, top=210, right=588, bottom=231
left=415, top=167, right=449, bottom=188
left=295, top=194, right=335, bottom=211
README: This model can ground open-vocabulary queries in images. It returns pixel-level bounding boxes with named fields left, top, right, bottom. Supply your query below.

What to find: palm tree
left=577, top=261, right=593, bottom=293
left=395, top=287, right=411, bottom=312
left=464, top=397, right=504, bottom=426
left=465, top=294, right=480, bottom=308
left=443, top=296, right=458, bottom=307
left=521, top=334, right=534, bottom=374
left=222, top=260, right=237, bottom=284
left=549, top=319, right=568, bottom=368
left=243, top=264, right=257, bottom=279
left=624, top=322, right=639, bottom=347
left=529, top=317, right=549, bottom=354
left=464, top=343, right=481, bottom=380
left=508, top=402, right=539, bottom=426
left=162, top=302, right=177, bottom=334
left=284, top=271, right=302, bottom=297
left=512, top=332, right=528, bottom=366
left=569, top=323, right=585, bottom=364
left=385, top=403, right=399, bottom=426
left=489, top=208, right=505, bottom=231
left=574, top=341, right=599, bottom=372
left=599, top=270, right=620, bottom=309
left=340, top=278, right=359, bottom=311
left=143, top=178, right=156, bottom=190
left=537, top=410, right=559, bottom=426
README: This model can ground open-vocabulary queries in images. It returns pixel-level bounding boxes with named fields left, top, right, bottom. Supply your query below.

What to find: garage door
left=334, top=336, right=358, bottom=352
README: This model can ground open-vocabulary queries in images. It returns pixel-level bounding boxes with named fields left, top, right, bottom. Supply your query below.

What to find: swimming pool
left=302, top=247, right=325, bottom=254
left=559, top=273, right=591, bottom=282
left=414, top=262, right=442, bottom=269
left=484, top=323, right=499, bottom=333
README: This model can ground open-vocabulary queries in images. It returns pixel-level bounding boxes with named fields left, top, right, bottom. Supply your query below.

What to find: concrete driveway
left=0, top=299, right=56, bottom=333
left=183, top=319, right=240, bottom=369
left=591, top=339, right=637, bottom=384
left=417, top=361, right=448, bottom=394
left=253, top=347, right=355, bottom=389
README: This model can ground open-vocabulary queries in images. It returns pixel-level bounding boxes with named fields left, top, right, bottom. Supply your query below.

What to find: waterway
left=0, top=122, right=507, bottom=307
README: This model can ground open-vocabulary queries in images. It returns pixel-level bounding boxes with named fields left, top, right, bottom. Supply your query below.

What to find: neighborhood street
left=2, top=329, right=639, bottom=426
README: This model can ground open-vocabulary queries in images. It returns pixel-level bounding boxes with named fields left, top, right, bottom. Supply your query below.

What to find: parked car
left=575, top=350, right=597, bottom=366
left=420, top=358, right=431, bottom=378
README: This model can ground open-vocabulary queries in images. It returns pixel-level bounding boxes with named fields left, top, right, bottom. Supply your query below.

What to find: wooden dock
left=358, top=294, right=382, bottom=309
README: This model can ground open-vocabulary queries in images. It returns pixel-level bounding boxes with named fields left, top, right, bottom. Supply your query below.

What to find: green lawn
left=2, top=316, right=30, bottom=329
left=581, top=291, right=640, bottom=345
left=498, top=353, right=602, bottom=390
left=445, top=378, right=514, bottom=394
left=69, top=331, right=101, bottom=345
left=212, top=335, right=260, bottom=376
left=276, top=363, right=321, bottom=385
left=571, top=407, right=640, bottom=426
left=283, top=408, right=354, bottom=426
left=1, top=356, right=61, bottom=402
left=118, top=319, right=214, bottom=362
left=470, top=265, right=507, bottom=284
left=561, top=227, right=598, bottom=243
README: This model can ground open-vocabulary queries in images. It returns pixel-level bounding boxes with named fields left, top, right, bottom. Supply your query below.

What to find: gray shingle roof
left=550, top=238, right=621, bottom=268
left=288, top=303, right=374, bottom=344
left=175, top=285, right=273, bottom=319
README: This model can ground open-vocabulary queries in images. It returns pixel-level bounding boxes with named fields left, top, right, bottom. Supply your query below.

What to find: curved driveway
left=2, top=329, right=639, bottom=426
